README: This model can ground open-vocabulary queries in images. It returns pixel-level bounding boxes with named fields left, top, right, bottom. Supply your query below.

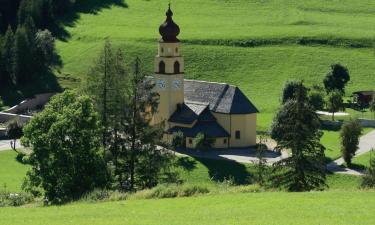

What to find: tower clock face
left=158, top=79, right=166, bottom=89
left=173, top=79, right=181, bottom=89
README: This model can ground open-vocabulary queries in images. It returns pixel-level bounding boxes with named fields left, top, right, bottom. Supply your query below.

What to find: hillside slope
left=56, top=0, right=375, bottom=129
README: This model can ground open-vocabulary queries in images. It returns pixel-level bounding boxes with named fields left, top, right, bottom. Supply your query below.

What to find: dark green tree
left=118, top=57, right=171, bottom=190
left=21, top=91, right=109, bottom=204
left=340, top=118, right=362, bottom=166
left=34, top=29, right=56, bottom=71
left=1, top=26, right=14, bottom=82
left=326, top=89, right=343, bottom=121
left=362, top=149, right=375, bottom=188
left=370, top=96, right=375, bottom=119
left=281, top=80, right=308, bottom=104
left=308, top=89, right=325, bottom=111
left=12, top=25, right=34, bottom=84
left=271, top=83, right=326, bottom=191
left=323, top=64, right=350, bottom=94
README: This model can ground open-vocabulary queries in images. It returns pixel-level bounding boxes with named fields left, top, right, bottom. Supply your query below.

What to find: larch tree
left=118, top=57, right=171, bottom=190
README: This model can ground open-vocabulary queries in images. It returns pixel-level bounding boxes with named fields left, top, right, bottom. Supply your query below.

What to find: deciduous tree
left=323, top=64, right=350, bottom=94
left=326, top=90, right=343, bottom=121
left=21, top=91, right=109, bottom=204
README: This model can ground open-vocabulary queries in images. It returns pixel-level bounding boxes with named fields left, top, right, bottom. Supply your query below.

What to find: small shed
left=352, top=91, right=375, bottom=106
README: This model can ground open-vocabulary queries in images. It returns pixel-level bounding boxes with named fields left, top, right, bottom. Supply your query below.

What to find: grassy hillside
left=2, top=191, right=375, bottom=225
left=56, top=0, right=375, bottom=130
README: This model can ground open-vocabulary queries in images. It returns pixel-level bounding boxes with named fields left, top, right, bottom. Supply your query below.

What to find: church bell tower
left=154, top=4, right=185, bottom=124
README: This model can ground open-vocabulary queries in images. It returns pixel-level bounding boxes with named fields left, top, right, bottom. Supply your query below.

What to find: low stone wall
left=0, top=128, right=6, bottom=138
left=0, top=112, right=32, bottom=124
left=321, top=119, right=375, bottom=129
left=4, top=93, right=55, bottom=114
left=359, top=119, right=375, bottom=128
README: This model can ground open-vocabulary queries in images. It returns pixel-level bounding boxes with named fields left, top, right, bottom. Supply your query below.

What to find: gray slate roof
left=169, top=102, right=215, bottom=124
left=168, top=121, right=230, bottom=138
left=184, top=80, right=258, bottom=114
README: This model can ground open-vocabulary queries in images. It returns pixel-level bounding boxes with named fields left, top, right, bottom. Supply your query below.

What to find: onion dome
left=159, top=4, right=180, bottom=42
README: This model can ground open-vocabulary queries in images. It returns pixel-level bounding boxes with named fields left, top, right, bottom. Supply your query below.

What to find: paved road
left=0, top=139, right=21, bottom=151
left=174, top=148, right=289, bottom=165
left=327, top=130, right=375, bottom=175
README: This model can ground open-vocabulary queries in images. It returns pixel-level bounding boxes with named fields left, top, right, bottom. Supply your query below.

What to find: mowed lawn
left=2, top=191, right=375, bottom=225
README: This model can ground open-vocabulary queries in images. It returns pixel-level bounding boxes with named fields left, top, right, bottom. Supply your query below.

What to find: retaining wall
left=4, top=93, right=55, bottom=114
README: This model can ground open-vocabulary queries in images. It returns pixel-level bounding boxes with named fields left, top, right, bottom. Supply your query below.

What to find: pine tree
left=271, top=82, right=326, bottom=191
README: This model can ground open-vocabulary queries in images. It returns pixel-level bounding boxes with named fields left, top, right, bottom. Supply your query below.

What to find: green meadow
left=1, top=191, right=375, bottom=225
left=2, top=1, right=375, bottom=223
left=56, top=0, right=375, bottom=130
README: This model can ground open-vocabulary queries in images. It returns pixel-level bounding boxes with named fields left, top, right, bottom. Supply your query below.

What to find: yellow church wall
left=153, top=73, right=184, bottom=125
left=213, top=112, right=257, bottom=148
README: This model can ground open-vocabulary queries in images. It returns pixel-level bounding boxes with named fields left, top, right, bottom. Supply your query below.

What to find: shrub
left=170, top=131, right=184, bottom=149
left=0, top=190, right=34, bottom=207
left=16, top=152, right=30, bottom=164
left=193, top=133, right=214, bottom=151
left=227, top=184, right=262, bottom=193
left=132, top=184, right=210, bottom=200
left=362, top=150, right=375, bottom=188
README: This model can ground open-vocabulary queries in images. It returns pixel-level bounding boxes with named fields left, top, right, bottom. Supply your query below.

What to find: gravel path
left=327, top=130, right=375, bottom=176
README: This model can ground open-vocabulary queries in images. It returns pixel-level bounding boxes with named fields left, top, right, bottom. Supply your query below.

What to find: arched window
left=161, top=48, right=164, bottom=53
left=174, top=61, right=180, bottom=74
left=175, top=47, right=178, bottom=53
left=159, top=61, right=165, bottom=73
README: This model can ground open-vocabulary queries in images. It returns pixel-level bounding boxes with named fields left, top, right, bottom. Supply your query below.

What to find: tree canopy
left=22, top=91, right=109, bottom=204
left=323, top=64, right=350, bottom=94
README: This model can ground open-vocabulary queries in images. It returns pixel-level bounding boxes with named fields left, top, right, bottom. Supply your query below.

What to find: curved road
left=327, top=130, right=375, bottom=175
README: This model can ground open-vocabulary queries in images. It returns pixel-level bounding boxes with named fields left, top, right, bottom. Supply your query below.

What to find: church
left=152, top=5, right=258, bottom=149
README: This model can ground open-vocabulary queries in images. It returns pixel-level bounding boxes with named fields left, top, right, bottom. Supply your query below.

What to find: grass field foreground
left=1, top=191, right=375, bottom=225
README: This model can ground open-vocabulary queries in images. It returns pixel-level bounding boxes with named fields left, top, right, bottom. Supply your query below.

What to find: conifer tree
left=271, top=82, right=326, bottom=191
left=340, top=118, right=362, bottom=166
left=1, top=26, right=14, bottom=82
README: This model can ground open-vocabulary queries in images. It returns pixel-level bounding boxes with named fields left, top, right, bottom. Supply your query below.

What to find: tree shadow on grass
left=193, top=157, right=253, bottom=185
left=175, top=157, right=197, bottom=172
left=0, top=70, right=62, bottom=107
left=320, top=120, right=343, bottom=131
left=54, top=0, right=129, bottom=41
